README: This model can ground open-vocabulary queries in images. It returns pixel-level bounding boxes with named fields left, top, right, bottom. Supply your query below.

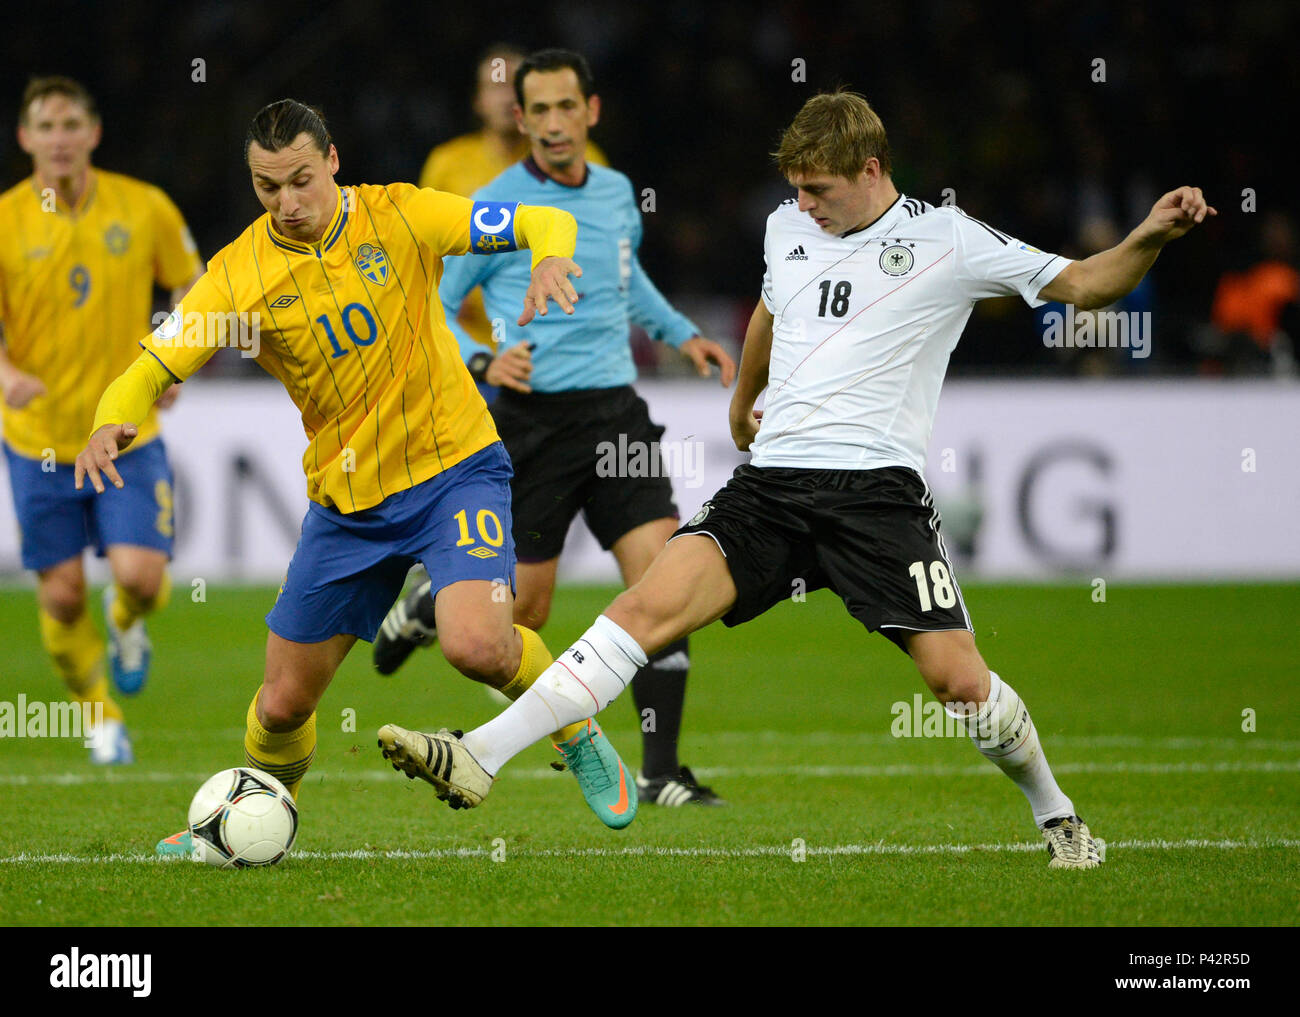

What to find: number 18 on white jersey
left=753, top=194, right=1070, bottom=474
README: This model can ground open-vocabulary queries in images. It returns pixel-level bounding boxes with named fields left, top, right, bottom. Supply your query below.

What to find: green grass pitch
left=1, top=582, right=1297, bottom=926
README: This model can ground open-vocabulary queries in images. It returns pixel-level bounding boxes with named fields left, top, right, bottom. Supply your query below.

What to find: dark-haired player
left=73, top=99, right=639, bottom=851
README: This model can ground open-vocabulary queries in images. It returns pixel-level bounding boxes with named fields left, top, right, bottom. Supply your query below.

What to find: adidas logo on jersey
left=785, top=245, right=809, bottom=261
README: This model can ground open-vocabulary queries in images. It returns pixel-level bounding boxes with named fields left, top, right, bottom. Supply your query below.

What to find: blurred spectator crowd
left=4, top=0, right=1294, bottom=378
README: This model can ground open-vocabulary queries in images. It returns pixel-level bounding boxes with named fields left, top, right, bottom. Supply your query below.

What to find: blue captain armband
left=470, top=201, right=521, bottom=254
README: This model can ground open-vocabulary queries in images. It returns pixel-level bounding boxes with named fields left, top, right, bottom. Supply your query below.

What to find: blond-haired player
left=381, top=91, right=1217, bottom=869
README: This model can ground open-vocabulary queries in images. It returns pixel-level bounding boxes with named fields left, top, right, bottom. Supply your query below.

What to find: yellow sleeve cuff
left=91, top=351, right=175, bottom=435
left=513, top=204, right=577, bottom=270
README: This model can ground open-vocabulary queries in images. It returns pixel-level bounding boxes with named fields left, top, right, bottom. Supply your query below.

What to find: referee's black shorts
left=491, top=385, right=679, bottom=563
left=672, top=463, right=973, bottom=650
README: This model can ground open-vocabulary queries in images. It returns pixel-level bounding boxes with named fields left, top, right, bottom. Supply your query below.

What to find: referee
left=374, top=49, right=735, bottom=806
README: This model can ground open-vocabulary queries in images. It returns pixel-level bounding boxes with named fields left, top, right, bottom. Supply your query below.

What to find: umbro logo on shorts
left=785, top=245, right=809, bottom=261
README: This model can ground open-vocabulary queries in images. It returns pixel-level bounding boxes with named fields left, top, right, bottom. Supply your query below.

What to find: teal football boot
left=554, top=719, right=637, bottom=830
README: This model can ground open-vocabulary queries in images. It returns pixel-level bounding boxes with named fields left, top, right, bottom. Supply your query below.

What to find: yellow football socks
left=243, top=689, right=316, bottom=800
left=39, top=607, right=123, bottom=723
left=110, top=572, right=172, bottom=632
left=497, top=624, right=585, bottom=743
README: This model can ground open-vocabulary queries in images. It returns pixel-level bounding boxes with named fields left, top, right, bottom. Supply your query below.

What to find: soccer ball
left=187, top=767, right=298, bottom=868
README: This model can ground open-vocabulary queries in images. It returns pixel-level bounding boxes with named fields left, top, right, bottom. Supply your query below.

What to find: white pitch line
left=77, top=730, right=1300, bottom=749
left=2, top=838, right=1298, bottom=866
left=677, top=760, right=1300, bottom=778
left=11, top=731, right=1297, bottom=750
left=1, top=758, right=1297, bottom=787
left=695, top=732, right=1300, bottom=751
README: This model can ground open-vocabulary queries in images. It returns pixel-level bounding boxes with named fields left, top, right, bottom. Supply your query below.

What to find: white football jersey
left=753, top=194, right=1070, bottom=472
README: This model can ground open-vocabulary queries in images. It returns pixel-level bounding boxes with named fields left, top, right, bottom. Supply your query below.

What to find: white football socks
left=462, top=614, right=648, bottom=775
left=945, top=671, right=1074, bottom=827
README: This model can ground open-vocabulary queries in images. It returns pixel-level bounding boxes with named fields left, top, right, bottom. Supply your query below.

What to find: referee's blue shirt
left=439, top=156, right=699, bottom=394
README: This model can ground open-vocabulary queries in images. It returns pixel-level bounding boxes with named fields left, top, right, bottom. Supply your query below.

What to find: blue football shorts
left=3, top=438, right=174, bottom=572
left=266, top=441, right=517, bottom=644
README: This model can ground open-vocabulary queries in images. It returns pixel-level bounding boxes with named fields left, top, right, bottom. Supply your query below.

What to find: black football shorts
left=491, top=385, right=679, bottom=562
left=672, top=463, right=973, bottom=650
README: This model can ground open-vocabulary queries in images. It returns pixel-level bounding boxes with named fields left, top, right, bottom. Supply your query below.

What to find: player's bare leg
left=36, top=555, right=128, bottom=763
left=513, top=558, right=559, bottom=631
left=604, top=532, right=737, bottom=652
left=259, top=631, right=355, bottom=733
left=904, top=628, right=1102, bottom=869
left=105, top=545, right=169, bottom=616
left=612, top=518, right=723, bottom=805
left=468, top=564, right=585, bottom=744
left=905, top=628, right=990, bottom=705
left=103, top=544, right=169, bottom=695
left=246, top=631, right=356, bottom=799
left=611, top=519, right=679, bottom=603
left=431, top=578, right=522, bottom=684
left=36, top=555, right=87, bottom=627
left=373, top=560, right=558, bottom=675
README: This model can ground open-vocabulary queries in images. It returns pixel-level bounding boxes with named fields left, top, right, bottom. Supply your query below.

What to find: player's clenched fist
left=74, top=422, right=139, bottom=493
left=1139, top=186, right=1217, bottom=245
left=519, top=255, right=582, bottom=325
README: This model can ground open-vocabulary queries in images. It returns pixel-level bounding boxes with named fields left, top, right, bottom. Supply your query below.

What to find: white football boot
left=87, top=718, right=134, bottom=765
left=1041, top=815, right=1105, bottom=869
left=377, top=724, right=493, bottom=809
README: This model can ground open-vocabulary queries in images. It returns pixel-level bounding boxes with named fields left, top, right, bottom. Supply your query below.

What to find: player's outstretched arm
left=1040, top=186, right=1217, bottom=309
left=730, top=301, right=775, bottom=452
left=74, top=352, right=175, bottom=493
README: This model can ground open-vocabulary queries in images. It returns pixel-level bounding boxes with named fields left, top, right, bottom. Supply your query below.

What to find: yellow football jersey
left=0, top=169, right=200, bottom=461
left=418, top=133, right=607, bottom=347
left=140, top=183, right=562, bottom=514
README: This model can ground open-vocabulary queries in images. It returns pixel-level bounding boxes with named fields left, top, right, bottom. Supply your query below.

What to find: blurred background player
left=0, top=76, right=202, bottom=763
left=73, top=99, right=637, bottom=849
left=375, top=49, right=736, bottom=807
left=418, top=44, right=609, bottom=354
